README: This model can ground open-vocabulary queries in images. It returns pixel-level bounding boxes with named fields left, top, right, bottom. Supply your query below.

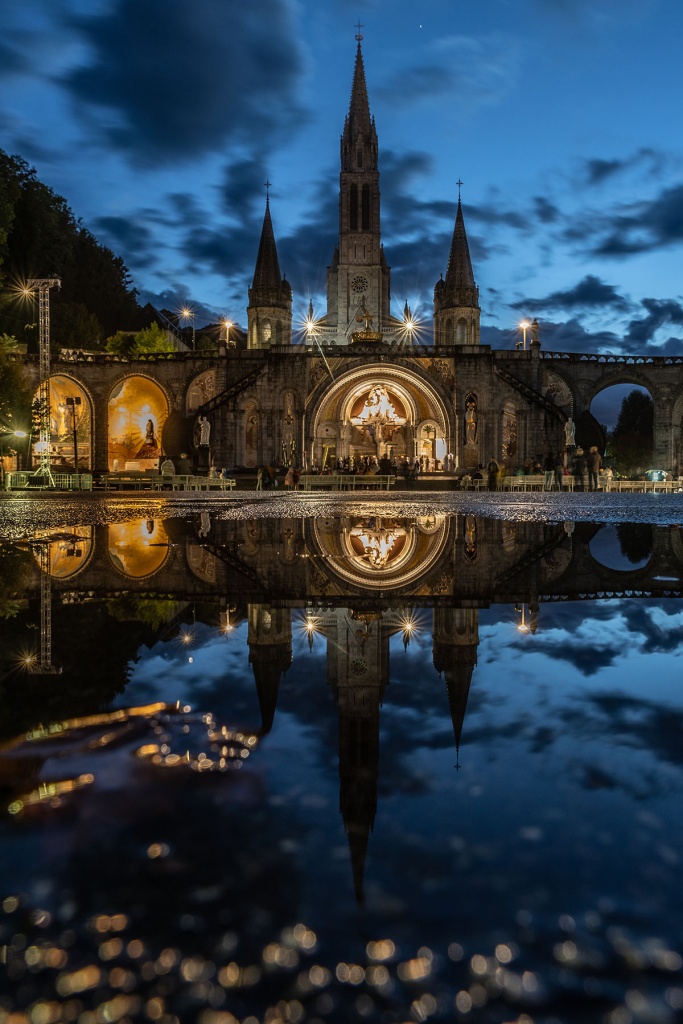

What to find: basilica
left=19, top=38, right=683, bottom=476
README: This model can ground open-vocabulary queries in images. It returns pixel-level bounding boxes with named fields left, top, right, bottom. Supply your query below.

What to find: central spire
left=341, top=35, right=377, bottom=173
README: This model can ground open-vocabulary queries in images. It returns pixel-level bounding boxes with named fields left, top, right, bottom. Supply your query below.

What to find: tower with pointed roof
left=432, top=608, right=479, bottom=765
left=325, top=32, right=391, bottom=344
left=434, top=198, right=480, bottom=347
left=247, top=197, right=292, bottom=349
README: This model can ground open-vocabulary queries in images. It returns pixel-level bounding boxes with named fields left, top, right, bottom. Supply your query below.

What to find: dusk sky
left=2, top=0, right=683, bottom=372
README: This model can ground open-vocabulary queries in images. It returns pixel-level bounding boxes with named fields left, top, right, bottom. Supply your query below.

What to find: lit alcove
left=107, top=377, right=169, bottom=471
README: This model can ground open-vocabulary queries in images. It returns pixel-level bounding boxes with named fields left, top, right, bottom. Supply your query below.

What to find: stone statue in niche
left=465, top=399, right=477, bottom=445
left=199, top=416, right=211, bottom=446
left=564, top=417, right=576, bottom=447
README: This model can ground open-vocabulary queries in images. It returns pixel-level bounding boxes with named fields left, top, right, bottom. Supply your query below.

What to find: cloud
left=592, top=183, right=683, bottom=257
left=582, top=149, right=665, bottom=187
left=65, top=0, right=306, bottom=165
left=91, top=216, right=157, bottom=269
left=623, top=298, right=683, bottom=353
left=516, top=274, right=631, bottom=315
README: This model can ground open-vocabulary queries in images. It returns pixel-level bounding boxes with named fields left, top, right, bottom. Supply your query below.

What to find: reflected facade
left=1, top=511, right=682, bottom=1022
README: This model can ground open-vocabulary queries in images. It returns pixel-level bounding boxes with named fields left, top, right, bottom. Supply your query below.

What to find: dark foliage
left=0, top=150, right=143, bottom=347
left=616, top=523, right=653, bottom=564
left=608, top=389, right=654, bottom=476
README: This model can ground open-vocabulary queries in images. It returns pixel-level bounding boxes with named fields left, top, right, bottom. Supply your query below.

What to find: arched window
left=361, top=184, right=370, bottom=231
left=357, top=150, right=363, bottom=169
left=456, top=318, right=468, bottom=345
left=349, top=185, right=358, bottom=230
left=262, top=319, right=272, bottom=343
left=445, top=318, right=454, bottom=345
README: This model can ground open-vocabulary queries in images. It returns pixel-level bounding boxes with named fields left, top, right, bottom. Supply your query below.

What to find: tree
left=105, top=322, right=177, bottom=356
left=0, top=334, right=32, bottom=437
left=608, top=389, right=653, bottom=477
left=0, top=149, right=142, bottom=347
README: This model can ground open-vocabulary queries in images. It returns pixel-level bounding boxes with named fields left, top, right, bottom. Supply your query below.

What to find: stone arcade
left=16, top=38, right=683, bottom=475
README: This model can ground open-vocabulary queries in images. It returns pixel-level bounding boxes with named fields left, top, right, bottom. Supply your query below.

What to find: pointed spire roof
left=251, top=199, right=282, bottom=293
left=345, top=41, right=373, bottom=138
left=341, top=37, right=378, bottom=171
left=249, top=197, right=291, bottom=310
left=445, top=200, right=476, bottom=293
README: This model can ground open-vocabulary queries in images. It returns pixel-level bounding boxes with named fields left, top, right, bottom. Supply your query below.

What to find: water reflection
left=1, top=513, right=682, bottom=1021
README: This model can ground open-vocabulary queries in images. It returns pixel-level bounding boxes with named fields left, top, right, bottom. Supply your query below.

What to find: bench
left=102, top=473, right=236, bottom=492
left=300, top=474, right=395, bottom=491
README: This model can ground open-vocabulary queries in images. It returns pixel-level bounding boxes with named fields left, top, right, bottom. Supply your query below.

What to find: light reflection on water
left=0, top=507, right=682, bottom=1021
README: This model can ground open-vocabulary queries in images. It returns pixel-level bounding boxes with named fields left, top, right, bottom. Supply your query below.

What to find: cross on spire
left=355, top=19, right=364, bottom=41
left=264, top=179, right=272, bottom=200
left=456, top=178, right=463, bottom=201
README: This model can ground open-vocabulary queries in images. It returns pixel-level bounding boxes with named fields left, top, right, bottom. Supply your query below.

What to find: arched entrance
left=107, top=377, right=169, bottom=471
left=310, top=366, right=450, bottom=470
left=31, top=375, right=93, bottom=471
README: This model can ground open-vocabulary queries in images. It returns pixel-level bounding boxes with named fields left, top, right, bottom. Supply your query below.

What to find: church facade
left=14, top=39, right=683, bottom=476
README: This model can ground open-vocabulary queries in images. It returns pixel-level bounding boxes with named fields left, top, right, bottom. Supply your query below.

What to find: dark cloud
left=65, top=0, right=306, bottom=165
left=533, top=196, right=560, bottom=224
left=592, top=183, right=683, bottom=257
left=515, top=274, right=631, bottom=315
left=91, top=216, right=157, bottom=269
left=0, top=41, right=29, bottom=77
left=590, top=693, right=683, bottom=769
left=583, top=148, right=665, bottom=187
left=623, top=297, right=683, bottom=352
left=375, top=64, right=455, bottom=105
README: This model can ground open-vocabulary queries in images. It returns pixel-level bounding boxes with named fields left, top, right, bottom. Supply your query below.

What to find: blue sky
left=2, top=0, right=683, bottom=363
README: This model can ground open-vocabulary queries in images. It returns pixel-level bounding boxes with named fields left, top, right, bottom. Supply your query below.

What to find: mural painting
left=107, top=377, right=168, bottom=471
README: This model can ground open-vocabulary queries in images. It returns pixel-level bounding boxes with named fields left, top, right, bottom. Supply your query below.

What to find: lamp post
left=222, top=319, right=233, bottom=349
left=180, top=307, right=196, bottom=351
left=517, top=320, right=530, bottom=350
left=65, top=396, right=81, bottom=475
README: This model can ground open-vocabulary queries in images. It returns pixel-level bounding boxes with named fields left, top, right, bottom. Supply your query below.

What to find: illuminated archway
left=31, top=376, right=93, bottom=471
left=310, top=365, right=450, bottom=469
left=108, top=377, right=169, bottom=471
left=312, top=515, right=450, bottom=591
left=108, top=519, right=170, bottom=578
left=32, top=527, right=94, bottom=578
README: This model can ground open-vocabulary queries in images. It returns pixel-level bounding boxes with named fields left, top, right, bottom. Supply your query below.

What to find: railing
left=299, top=474, right=395, bottom=491
left=101, top=473, right=236, bottom=491
left=5, top=472, right=93, bottom=491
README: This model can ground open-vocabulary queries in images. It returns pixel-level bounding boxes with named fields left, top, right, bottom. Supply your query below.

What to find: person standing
left=587, top=446, right=602, bottom=491
left=487, top=458, right=499, bottom=491
left=543, top=452, right=555, bottom=491
left=554, top=453, right=564, bottom=491
left=573, top=448, right=587, bottom=492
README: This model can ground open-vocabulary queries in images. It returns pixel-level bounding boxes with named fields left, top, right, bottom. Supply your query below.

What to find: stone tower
left=325, top=36, right=391, bottom=344
left=434, top=199, right=480, bottom=347
left=247, top=604, right=292, bottom=734
left=247, top=198, right=292, bottom=349
left=432, top=607, right=479, bottom=765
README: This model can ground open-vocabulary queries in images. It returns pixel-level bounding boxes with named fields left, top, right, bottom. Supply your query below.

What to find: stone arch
left=185, top=368, right=216, bottom=414
left=589, top=376, right=655, bottom=474
left=444, top=318, right=454, bottom=345
left=107, top=519, right=170, bottom=579
left=33, top=374, right=94, bottom=471
left=107, top=375, right=170, bottom=471
left=456, top=317, right=468, bottom=345
left=261, top=319, right=272, bottom=344
left=309, top=363, right=451, bottom=469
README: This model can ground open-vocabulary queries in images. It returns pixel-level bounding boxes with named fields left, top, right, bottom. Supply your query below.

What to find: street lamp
left=517, top=320, right=530, bottom=350
left=180, top=307, right=196, bottom=350
left=65, top=396, right=81, bottom=475
left=222, top=319, right=233, bottom=349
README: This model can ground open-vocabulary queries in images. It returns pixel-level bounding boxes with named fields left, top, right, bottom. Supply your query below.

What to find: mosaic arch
left=311, top=366, right=450, bottom=469
left=107, top=519, right=170, bottom=579
left=107, top=376, right=169, bottom=471
left=32, top=376, right=93, bottom=471
left=312, top=515, right=451, bottom=592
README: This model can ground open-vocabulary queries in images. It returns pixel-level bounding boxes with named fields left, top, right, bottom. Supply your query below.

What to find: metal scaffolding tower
left=30, top=541, right=62, bottom=675
left=26, top=277, right=61, bottom=487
